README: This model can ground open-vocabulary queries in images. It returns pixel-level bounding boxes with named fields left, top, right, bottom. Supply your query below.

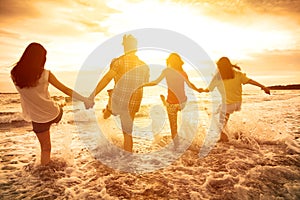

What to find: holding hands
left=83, top=96, right=95, bottom=109
left=197, top=88, right=209, bottom=93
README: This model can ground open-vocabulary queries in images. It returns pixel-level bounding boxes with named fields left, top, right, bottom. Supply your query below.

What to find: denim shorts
left=32, top=107, right=63, bottom=133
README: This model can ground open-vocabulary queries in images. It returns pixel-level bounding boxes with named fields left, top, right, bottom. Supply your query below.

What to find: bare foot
left=218, top=131, right=229, bottom=143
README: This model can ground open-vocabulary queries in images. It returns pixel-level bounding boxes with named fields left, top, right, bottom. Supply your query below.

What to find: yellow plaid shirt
left=110, top=52, right=149, bottom=115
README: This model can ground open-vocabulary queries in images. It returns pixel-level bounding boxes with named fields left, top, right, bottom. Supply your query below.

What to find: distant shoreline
left=1, top=84, right=300, bottom=94
left=0, top=92, right=18, bottom=94
left=268, top=84, right=300, bottom=90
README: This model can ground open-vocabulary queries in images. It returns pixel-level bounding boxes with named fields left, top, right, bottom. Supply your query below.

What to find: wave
left=0, top=97, right=21, bottom=105
left=0, top=112, right=27, bottom=125
left=0, top=93, right=73, bottom=106
left=0, top=94, right=75, bottom=127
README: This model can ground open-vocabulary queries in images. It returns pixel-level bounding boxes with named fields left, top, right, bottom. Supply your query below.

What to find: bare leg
left=35, top=130, right=51, bottom=165
left=161, top=95, right=181, bottom=147
left=219, top=113, right=230, bottom=142
left=161, top=95, right=178, bottom=140
left=168, top=111, right=178, bottom=140
left=103, top=89, right=113, bottom=119
left=123, top=132, right=133, bottom=152
left=120, top=111, right=135, bottom=152
left=166, top=107, right=179, bottom=149
left=224, top=113, right=230, bottom=127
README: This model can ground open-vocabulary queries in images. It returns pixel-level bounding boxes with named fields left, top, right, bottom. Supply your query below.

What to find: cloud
left=168, top=0, right=300, bottom=25
left=170, top=0, right=300, bottom=14
left=35, top=0, right=117, bottom=36
left=0, top=0, right=121, bottom=72
left=0, top=0, right=40, bottom=23
left=0, top=0, right=118, bottom=37
left=0, top=29, right=20, bottom=38
left=241, top=49, right=300, bottom=73
left=0, top=0, right=299, bottom=76
left=245, top=0, right=300, bottom=15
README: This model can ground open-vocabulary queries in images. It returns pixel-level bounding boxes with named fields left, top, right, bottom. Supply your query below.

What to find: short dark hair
left=122, top=34, right=137, bottom=53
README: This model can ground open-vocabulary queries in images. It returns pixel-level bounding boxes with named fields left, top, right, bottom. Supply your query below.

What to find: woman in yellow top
left=206, top=57, right=270, bottom=142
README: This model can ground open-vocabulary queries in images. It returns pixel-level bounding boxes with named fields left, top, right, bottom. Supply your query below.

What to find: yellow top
left=208, top=70, right=250, bottom=104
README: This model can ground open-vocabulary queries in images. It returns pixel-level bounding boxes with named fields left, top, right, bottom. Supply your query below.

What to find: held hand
left=84, top=98, right=95, bottom=109
left=262, top=86, right=271, bottom=95
left=197, top=88, right=204, bottom=93
left=198, top=88, right=209, bottom=93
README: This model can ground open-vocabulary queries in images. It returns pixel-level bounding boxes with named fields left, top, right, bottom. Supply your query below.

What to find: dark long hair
left=166, top=53, right=184, bottom=72
left=216, top=57, right=241, bottom=80
left=11, top=43, right=47, bottom=88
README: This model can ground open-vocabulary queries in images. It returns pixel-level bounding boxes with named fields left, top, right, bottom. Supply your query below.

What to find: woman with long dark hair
left=11, top=42, right=94, bottom=165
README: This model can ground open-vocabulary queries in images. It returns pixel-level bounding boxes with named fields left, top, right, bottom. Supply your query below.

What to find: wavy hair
left=11, top=43, right=47, bottom=88
left=216, top=57, right=241, bottom=80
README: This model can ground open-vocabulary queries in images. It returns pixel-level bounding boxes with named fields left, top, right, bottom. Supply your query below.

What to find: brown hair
left=216, top=57, right=241, bottom=80
left=11, top=43, right=46, bottom=88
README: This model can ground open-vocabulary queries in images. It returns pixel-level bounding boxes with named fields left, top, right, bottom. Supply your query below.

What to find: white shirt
left=15, top=69, right=60, bottom=123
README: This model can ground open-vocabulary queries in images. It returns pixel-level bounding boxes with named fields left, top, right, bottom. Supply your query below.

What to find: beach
left=0, top=90, right=300, bottom=199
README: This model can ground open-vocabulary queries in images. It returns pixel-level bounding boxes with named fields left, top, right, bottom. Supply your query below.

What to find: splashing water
left=1, top=91, right=300, bottom=199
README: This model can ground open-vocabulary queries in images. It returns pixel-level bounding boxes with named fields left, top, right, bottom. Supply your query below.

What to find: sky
left=0, top=0, right=300, bottom=92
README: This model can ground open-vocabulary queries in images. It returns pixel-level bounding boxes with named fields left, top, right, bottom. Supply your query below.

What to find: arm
left=141, top=71, right=165, bottom=88
left=204, top=74, right=218, bottom=93
left=247, top=79, right=270, bottom=95
left=184, top=77, right=205, bottom=93
left=89, top=69, right=116, bottom=99
left=49, top=72, right=94, bottom=108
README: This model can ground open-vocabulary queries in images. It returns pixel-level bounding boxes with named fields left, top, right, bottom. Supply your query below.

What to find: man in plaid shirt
left=89, top=34, right=149, bottom=152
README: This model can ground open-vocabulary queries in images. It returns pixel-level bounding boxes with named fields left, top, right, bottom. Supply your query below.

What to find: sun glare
left=43, top=0, right=296, bottom=73
left=103, top=0, right=295, bottom=62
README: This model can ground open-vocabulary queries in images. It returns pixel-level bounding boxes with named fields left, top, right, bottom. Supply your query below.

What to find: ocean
left=0, top=89, right=299, bottom=199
